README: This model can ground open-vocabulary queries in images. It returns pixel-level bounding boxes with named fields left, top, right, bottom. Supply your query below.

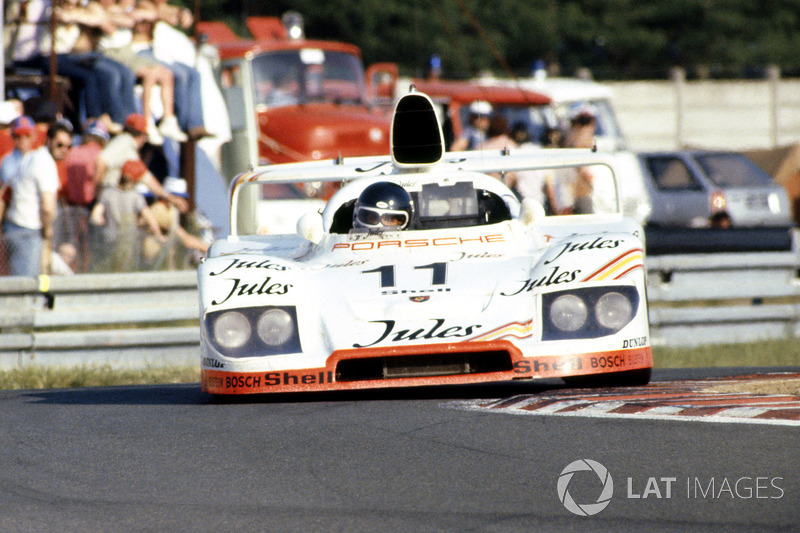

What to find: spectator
left=509, top=122, right=532, bottom=146
left=95, top=0, right=187, bottom=145
left=563, top=105, right=597, bottom=150
left=510, top=121, right=561, bottom=215
left=131, top=0, right=211, bottom=139
left=6, top=0, right=139, bottom=128
left=562, top=105, right=598, bottom=214
left=0, top=100, right=24, bottom=127
left=141, top=0, right=233, bottom=158
left=473, top=114, right=521, bottom=188
left=451, top=101, right=492, bottom=151
left=0, top=116, right=59, bottom=276
left=141, top=177, right=209, bottom=270
left=0, top=100, right=24, bottom=159
left=89, top=158, right=165, bottom=271
left=539, top=125, right=564, bottom=149
left=45, top=120, right=75, bottom=194
left=480, top=114, right=516, bottom=151
left=23, top=97, right=63, bottom=144
left=45, top=120, right=75, bottom=255
left=94, top=113, right=188, bottom=213
left=61, top=119, right=110, bottom=272
left=51, top=242, right=78, bottom=275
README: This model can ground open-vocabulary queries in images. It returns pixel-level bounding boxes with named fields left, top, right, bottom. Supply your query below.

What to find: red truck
left=366, top=63, right=552, bottom=148
left=197, top=14, right=392, bottom=231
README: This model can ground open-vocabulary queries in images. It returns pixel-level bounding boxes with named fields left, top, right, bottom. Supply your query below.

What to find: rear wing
left=228, top=148, right=621, bottom=236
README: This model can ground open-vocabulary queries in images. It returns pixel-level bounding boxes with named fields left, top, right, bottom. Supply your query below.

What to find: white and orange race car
left=198, top=90, right=652, bottom=395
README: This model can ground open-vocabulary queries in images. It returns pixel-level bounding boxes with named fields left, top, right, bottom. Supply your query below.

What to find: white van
left=476, top=73, right=653, bottom=225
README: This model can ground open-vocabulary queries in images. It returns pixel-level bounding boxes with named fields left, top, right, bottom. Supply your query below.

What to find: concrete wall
left=608, top=75, right=800, bottom=152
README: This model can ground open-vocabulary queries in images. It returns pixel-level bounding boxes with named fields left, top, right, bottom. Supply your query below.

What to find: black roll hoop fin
left=391, top=89, right=445, bottom=167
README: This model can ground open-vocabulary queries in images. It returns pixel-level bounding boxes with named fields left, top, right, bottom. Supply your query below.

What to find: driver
left=352, top=182, right=414, bottom=231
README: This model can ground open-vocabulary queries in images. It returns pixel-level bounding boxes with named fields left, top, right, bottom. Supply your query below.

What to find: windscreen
left=418, top=182, right=478, bottom=219
left=251, top=49, right=366, bottom=107
left=695, top=153, right=774, bottom=188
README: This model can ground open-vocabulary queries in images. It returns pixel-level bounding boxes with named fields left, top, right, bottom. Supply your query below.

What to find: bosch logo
left=557, top=459, right=614, bottom=516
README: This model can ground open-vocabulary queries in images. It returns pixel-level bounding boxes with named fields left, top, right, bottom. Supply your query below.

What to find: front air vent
left=336, top=351, right=513, bottom=382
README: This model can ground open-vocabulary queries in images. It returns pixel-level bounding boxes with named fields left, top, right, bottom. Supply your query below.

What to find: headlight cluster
left=205, top=306, right=301, bottom=357
left=542, top=286, right=639, bottom=340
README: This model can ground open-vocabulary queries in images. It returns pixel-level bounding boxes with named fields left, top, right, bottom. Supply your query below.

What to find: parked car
left=638, top=150, right=793, bottom=228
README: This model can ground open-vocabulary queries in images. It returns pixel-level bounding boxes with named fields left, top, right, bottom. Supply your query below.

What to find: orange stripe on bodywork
left=582, top=248, right=643, bottom=281
left=469, top=320, right=533, bottom=342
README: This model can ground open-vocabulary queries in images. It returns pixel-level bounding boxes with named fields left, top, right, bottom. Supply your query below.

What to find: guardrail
left=646, top=250, right=800, bottom=346
left=0, top=271, right=199, bottom=370
left=1, top=250, right=799, bottom=369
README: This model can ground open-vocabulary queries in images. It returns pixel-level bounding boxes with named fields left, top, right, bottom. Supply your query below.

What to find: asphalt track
left=0, top=367, right=797, bottom=532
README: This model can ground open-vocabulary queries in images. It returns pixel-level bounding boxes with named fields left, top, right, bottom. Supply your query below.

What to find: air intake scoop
left=391, top=89, right=445, bottom=168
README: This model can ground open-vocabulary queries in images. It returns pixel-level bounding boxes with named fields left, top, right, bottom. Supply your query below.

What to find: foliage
left=188, top=0, right=800, bottom=80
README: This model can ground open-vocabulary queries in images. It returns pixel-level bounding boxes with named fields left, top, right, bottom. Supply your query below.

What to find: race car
left=198, top=89, right=652, bottom=395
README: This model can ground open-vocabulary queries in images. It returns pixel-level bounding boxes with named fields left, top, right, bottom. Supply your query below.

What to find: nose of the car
left=333, top=254, right=530, bottom=321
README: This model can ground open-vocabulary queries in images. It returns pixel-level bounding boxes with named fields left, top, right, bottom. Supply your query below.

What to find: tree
left=190, top=0, right=800, bottom=79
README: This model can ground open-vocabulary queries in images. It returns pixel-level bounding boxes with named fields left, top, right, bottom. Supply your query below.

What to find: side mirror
left=297, top=210, right=324, bottom=244
left=520, top=198, right=545, bottom=226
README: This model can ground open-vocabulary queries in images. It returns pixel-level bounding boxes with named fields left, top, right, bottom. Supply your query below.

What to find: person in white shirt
left=0, top=116, right=59, bottom=276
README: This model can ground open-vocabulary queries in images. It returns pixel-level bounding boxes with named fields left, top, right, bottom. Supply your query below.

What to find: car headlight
left=595, top=291, right=634, bottom=330
left=542, top=287, right=639, bottom=340
left=214, top=311, right=251, bottom=350
left=205, top=306, right=301, bottom=357
left=256, top=309, right=295, bottom=346
left=549, top=294, right=588, bottom=332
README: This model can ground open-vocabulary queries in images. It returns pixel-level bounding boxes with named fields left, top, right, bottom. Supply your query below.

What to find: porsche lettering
left=332, top=234, right=505, bottom=251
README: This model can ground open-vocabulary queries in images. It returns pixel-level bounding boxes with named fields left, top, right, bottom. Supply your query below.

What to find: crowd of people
left=4, top=0, right=211, bottom=145
left=0, top=103, right=210, bottom=277
left=1, top=0, right=228, bottom=277
left=451, top=100, right=608, bottom=216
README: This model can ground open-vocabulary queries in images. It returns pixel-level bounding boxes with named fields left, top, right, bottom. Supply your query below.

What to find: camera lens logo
left=557, top=459, right=614, bottom=516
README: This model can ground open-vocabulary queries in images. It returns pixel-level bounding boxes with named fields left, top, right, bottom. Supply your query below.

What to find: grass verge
left=0, top=365, right=199, bottom=390
left=653, top=339, right=800, bottom=369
